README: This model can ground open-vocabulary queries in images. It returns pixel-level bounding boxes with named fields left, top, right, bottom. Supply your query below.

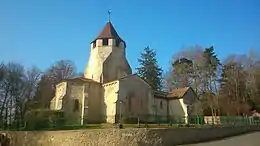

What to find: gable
left=119, top=74, right=152, bottom=89
left=182, top=88, right=197, bottom=104
left=167, top=87, right=196, bottom=100
left=168, top=87, right=189, bottom=98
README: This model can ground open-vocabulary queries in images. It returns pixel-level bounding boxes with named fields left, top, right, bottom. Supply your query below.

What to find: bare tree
left=0, top=63, right=5, bottom=82
left=47, top=60, right=76, bottom=84
left=33, top=75, right=54, bottom=109
left=0, top=60, right=79, bottom=129
left=33, top=60, right=76, bottom=109
left=24, top=66, right=42, bottom=100
left=218, top=51, right=260, bottom=115
left=219, top=61, right=248, bottom=115
left=0, top=62, right=25, bottom=129
left=16, top=66, right=42, bottom=127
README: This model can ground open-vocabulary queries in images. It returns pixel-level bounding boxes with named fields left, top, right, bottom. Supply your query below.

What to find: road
left=182, top=132, right=260, bottom=146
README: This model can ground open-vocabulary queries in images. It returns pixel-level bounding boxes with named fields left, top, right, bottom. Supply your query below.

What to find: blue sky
left=0, top=0, right=259, bottom=73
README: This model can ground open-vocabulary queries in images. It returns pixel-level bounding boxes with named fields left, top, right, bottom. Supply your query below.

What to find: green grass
left=11, top=123, right=181, bottom=131
left=2, top=121, right=259, bottom=131
left=32, top=123, right=202, bottom=131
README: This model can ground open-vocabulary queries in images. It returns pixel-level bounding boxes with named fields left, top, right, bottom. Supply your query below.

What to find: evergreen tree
left=136, top=46, right=163, bottom=91
left=201, top=46, right=221, bottom=93
left=201, top=46, right=221, bottom=116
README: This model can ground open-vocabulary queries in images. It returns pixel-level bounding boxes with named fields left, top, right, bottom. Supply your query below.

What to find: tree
left=33, top=75, right=54, bottom=109
left=202, top=46, right=221, bottom=93
left=201, top=46, right=221, bottom=116
left=47, top=60, right=76, bottom=85
left=218, top=51, right=260, bottom=115
left=0, top=63, right=5, bottom=82
left=165, top=45, right=208, bottom=115
left=165, top=45, right=204, bottom=94
left=243, top=54, right=260, bottom=112
left=136, top=47, right=163, bottom=91
left=33, top=60, right=76, bottom=109
left=0, top=62, right=26, bottom=129
left=172, top=58, right=193, bottom=88
left=17, top=66, right=42, bottom=126
left=0, top=60, right=79, bottom=129
left=253, top=65, right=260, bottom=111
left=219, top=61, right=248, bottom=115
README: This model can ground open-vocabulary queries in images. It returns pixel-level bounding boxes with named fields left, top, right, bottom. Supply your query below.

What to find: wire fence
left=1, top=114, right=259, bottom=131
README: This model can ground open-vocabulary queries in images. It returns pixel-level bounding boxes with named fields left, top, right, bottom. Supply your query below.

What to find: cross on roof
left=108, top=10, right=112, bottom=22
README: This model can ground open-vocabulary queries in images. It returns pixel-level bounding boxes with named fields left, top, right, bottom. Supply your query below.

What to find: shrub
left=121, top=117, right=139, bottom=124
left=24, top=109, right=65, bottom=130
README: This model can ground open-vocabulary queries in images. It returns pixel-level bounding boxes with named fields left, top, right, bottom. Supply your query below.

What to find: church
left=50, top=19, right=197, bottom=125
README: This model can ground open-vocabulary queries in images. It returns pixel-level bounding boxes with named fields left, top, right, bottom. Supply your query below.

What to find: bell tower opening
left=93, top=41, right=96, bottom=48
left=102, top=38, right=109, bottom=46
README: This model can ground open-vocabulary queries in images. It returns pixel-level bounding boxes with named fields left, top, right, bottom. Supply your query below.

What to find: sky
left=0, top=0, right=260, bottom=73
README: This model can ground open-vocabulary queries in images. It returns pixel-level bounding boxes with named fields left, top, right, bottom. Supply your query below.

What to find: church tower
left=84, top=20, right=132, bottom=83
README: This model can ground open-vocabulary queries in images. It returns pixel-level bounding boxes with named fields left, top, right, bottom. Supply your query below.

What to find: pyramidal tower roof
left=92, top=21, right=124, bottom=43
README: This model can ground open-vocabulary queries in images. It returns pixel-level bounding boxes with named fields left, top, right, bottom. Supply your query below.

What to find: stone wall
left=63, top=83, right=84, bottom=125
left=3, top=126, right=259, bottom=146
left=103, top=81, right=119, bottom=123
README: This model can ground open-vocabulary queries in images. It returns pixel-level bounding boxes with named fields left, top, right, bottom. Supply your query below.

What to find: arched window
left=73, top=99, right=79, bottom=112
left=128, top=97, right=131, bottom=111
left=100, top=73, right=103, bottom=83
left=160, top=100, right=163, bottom=109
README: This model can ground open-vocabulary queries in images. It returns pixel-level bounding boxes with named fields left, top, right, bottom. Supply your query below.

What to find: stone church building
left=50, top=20, right=196, bottom=124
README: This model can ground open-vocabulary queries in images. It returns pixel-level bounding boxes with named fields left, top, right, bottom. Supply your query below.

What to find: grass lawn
left=43, top=123, right=202, bottom=131
left=4, top=123, right=240, bottom=131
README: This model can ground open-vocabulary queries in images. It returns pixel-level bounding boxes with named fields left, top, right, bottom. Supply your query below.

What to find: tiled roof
left=167, top=87, right=190, bottom=99
left=92, top=21, right=124, bottom=43
left=153, top=87, right=191, bottom=100
left=153, top=90, right=168, bottom=97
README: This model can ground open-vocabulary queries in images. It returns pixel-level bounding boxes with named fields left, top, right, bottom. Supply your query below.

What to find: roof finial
left=108, top=10, right=112, bottom=22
